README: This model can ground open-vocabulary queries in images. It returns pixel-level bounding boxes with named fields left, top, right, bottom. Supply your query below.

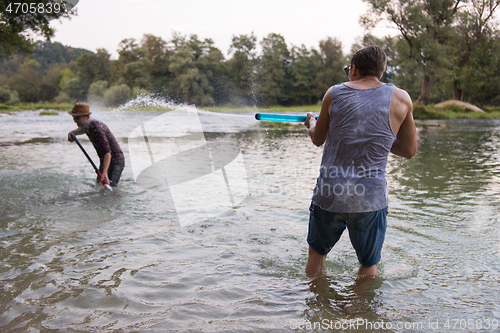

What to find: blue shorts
left=307, top=203, right=388, bottom=267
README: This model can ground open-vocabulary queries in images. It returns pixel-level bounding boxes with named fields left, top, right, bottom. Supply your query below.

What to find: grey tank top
left=311, top=83, right=396, bottom=213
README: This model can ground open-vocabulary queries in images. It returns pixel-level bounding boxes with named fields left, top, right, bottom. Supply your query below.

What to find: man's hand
left=68, top=128, right=84, bottom=141
left=99, top=172, right=110, bottom=186
left=305, top=112, right=316, bottom=129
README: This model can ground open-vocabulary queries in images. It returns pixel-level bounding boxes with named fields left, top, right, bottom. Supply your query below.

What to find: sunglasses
left=344, top=65, right=352, bottom=76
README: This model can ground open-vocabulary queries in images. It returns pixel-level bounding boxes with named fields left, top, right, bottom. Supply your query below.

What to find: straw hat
left=68, top=102, right=91, bottom=116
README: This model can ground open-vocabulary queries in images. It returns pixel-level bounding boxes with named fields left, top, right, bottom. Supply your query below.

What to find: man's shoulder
left=392, top=86, right=412, bottom=102
left=88, top=118, right=108, bottom=131
left=390, top=86, right=413, bottom=120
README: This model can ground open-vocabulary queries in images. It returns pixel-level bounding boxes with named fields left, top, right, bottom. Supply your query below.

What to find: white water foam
left=114, top=93, right=255, bottom=120
left=113, top=93, right=199, bottom=112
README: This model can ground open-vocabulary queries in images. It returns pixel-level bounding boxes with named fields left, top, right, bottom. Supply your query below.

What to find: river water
left=0, top=105, right=499, bottom=332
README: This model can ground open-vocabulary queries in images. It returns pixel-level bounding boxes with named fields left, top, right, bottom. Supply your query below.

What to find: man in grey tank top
left=304, top=45, right=417, bottom=277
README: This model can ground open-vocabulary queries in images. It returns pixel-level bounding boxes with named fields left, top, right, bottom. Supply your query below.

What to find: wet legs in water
left=305, top=246, right=379, bottom=277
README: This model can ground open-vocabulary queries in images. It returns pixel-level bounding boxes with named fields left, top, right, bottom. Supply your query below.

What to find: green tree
left=166, top=34, right=219, bottom=105
left=75, top=49, right=112, bottom=95
left=7, top=59, right=43, bottom=102
left=54, top=91, right=73, bottom=104
left=198, top=43, right=230, bottom=105
left=390, top=38, right=425, bottom=101
left=0, top=0, right=77, bottom=58
left=181, top=35, right=229, bottom=105
left=141, top=34, right=170, bottom=93
left=38, top=63, right=65, bottom=101
left=103, top=84, right=131, bottom=107
left=9, top=90, right=20, bottom=104
left=168, top=45, right=213, bottom=105
left=454, top=30, right=500, bottom=105
left=109, top=38, right=150, bottom=91
left=256, top=33, right=291, bottom=106
left=446, top=1, right=500, bottom=102
left=60, top=77, right=84, bottom=100
left=315, top=37, right=345, bottom=97
left=120, top=61, right=150, bottom=89
left=111, top=38, right=145, bottom=85
left=87, top=80, right=109, bottom=104
left=32, top=41, right=90, bottom=70
left=59, top=68, right=75, bottom=89
left=0, top=54, right=22, bottom=85
left=227, top=33, right=257, bottom=105
left=361, top=0, right=460, bottom=104
left=0, top=86, right=11, bottom=103
left=289, top=45, right=320, bottom=105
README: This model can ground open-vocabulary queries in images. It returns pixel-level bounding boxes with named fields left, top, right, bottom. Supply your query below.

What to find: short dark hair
left=351, top=45, right=387, bottom=78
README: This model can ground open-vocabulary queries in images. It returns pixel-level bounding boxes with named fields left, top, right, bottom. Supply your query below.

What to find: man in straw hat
left=68, top=102, right=125, bottom=187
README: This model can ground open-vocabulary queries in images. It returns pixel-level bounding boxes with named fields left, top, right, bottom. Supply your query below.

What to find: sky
left=49, top=0, right=397, bottom=59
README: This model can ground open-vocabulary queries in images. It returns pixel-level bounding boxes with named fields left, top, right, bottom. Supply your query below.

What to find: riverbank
left=0, top=103, right=73, bottom=114
left=412, top=104, right=500, bottom=119
left=2, top=102, right=500, bottom=120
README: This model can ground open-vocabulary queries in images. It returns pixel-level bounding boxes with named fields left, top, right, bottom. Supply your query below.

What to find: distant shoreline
left=2, top=102, right=500, bottom=120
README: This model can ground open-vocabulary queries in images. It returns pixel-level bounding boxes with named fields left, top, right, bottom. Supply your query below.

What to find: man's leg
left=358, top=262, right=379, bottom=276
left=305, top=246, right=327, bottom=277
left=347, top=207, right=387, bottom=277
left=306, top=204, right=347, bottom=277
left=108, top=163, right=124, bottom=187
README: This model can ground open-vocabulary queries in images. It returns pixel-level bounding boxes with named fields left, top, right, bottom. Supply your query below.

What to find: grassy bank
left=0, top=102, right=73, bottom=113
left=413, top=104, right=500, bottom=119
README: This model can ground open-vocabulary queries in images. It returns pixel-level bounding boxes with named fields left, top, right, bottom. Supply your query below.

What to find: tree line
left=0, top=32, right=348, bottom=107
left=1, top=0, right=500, bottom=108
left=0, top=0, right=500, bottom=106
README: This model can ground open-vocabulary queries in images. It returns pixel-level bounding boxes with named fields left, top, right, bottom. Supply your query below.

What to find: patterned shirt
left=84, top=119, right=125, bottom=168
left=311, top=83, right=395, bottom=213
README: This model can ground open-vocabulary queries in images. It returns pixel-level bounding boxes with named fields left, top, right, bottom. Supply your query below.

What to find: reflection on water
left=0, top=111, right=500, bottom=332
left=302, top=275, right=384, bottom=331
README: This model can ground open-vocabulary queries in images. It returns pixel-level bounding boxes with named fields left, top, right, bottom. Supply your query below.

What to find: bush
left=60, top=77, right=84, bottom=100
left=39, top=111, right=59, bottom=115
left=132, top=86, right=148, bottom=99
left=8, top=90, right=20, bottom=104
left=88, top=80, right=109, bottom=105
left=104, top=84, right=131, bottom=106
left=54, top=91, right=74, bottom=104
left=103, top=84, right=131, bottom=107
left=0, top=87, right=11, bottom=103
left=412, top=104, right=450, bottom=119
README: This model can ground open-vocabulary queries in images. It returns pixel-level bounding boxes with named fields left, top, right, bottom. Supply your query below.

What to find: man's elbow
left=391, top=141, right=417, bottom=159
left=311, top=139, right=323, bottom=147
left=402, top=145, right=417, bottom=159
left=404, top=151, right=416, bottom=159
left=308, top=129, right=325, bottom=147
left=311, top=136, right=326, bottom=147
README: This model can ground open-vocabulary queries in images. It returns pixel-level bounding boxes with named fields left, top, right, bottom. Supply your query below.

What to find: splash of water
left=113, top=93, right=255, bottom=121
left=113, top=93, right=199, bottom=112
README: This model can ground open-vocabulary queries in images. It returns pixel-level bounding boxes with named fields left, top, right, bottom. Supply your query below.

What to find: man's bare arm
left=68, top=127, right=85, bottom=142
left=390, top=88, right=417, bottom=159
left=306, top=87, right=331, bottom=147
